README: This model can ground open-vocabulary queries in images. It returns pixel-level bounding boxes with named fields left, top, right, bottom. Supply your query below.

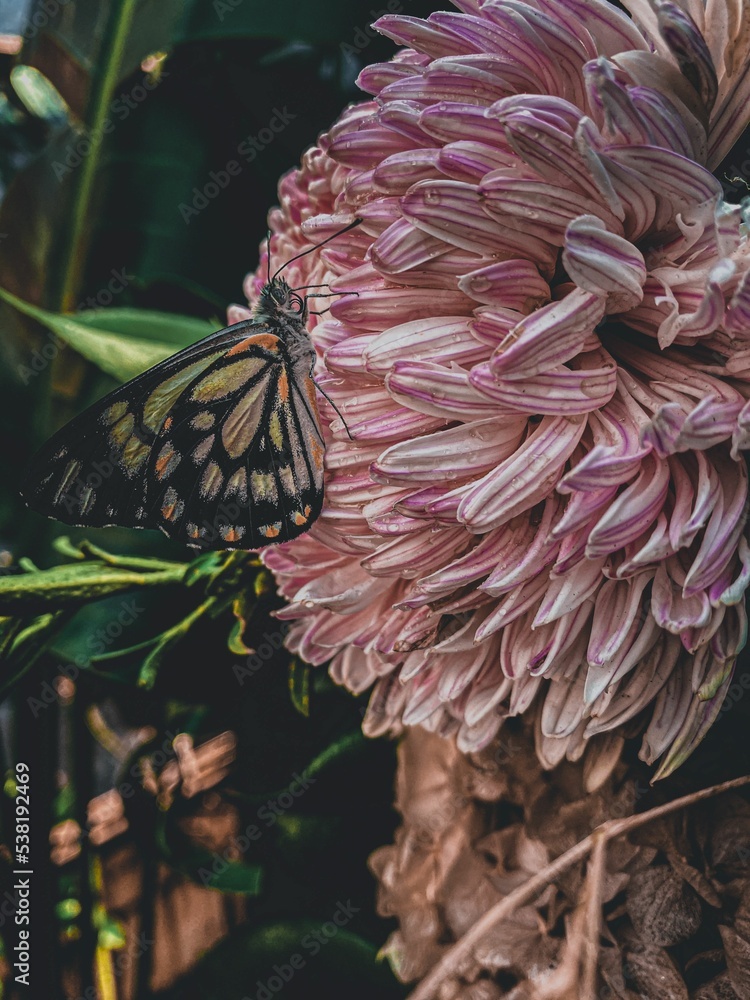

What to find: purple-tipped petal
left=457, top=415, right=587, bottom=531
left=490, top=288, right=606, bottom=379
left=655, top=0, right=718, bottom=112
left=563, top=214, right=646, bottom=310
left=243, top=0, right=750, bottom=780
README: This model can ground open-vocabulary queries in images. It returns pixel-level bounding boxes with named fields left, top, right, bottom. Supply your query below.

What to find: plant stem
left=581, top=832, right=607, bottom=1000
left=407, top=773, right=750, bottom=1000
left=55, top=0, right=140, bottom=311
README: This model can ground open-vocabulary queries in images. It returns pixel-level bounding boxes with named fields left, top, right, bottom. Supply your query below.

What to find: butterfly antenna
left=314, top=382, right=353, bottom=441
left=272, top=218, right=362, bottom=282
left=266, top=230, right=272, bottom=284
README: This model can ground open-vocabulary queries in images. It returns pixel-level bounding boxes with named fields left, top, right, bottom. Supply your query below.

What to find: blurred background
left=0, top=1, right=438, bottom=997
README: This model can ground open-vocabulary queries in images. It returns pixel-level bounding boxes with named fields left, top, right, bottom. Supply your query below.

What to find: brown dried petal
left=458, top=983, right=505, bottom=1000
left=473, top=916, right=557, bottom=976
left=600, top=945, right=642, bottom=1000
left=583, top=732, right=625, bottom=793
left=710, top=797, right=750, bottom=870
left=691, top=972, right=741, bottom=999
left=626, top=865, right=703, bottom=946
left=719, top=922, right=750, bottom=999
left=667, top=851, right=723, bottom=908
left=624, top=944, right=689, bottom=1000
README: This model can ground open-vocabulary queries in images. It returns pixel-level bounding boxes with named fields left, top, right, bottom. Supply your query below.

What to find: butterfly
left=20, top=221, right=360, bottom=551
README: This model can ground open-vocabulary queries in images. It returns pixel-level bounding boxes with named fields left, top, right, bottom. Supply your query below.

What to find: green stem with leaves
left=54, top=0, right=140, bottom=310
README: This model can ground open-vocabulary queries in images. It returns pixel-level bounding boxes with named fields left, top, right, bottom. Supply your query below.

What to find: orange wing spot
left=292, top=511, right=307, bottom=526
left=220, top=525, right=245, bottom=543
left=161, top=487, right=185, bottom=522
left=277, top=369, right=289, bottom=403
left=304, top=378, right=319, bottom=411
left=227, top=337, right=257, bottom=356
left=249, top=333, right=281, bottom=352
left=304, top=505, right=312, bottom=517
left=163, top=416, right=173, bottom=432
left=310, top=437, right=324, bottom=466
left=261, top=523, right=282, bottom=539
left=155, top=443, right=179, bottom=479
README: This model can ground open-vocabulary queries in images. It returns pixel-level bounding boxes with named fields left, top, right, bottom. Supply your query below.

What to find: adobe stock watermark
left=241, top=900, right=361, bottom=1000
left=340, top=0, right=406, bottom=57
left=232, top=626, right=289, bottom=685
left=197, top=768, right=316, bottom=887
left=26, top=597, right=145, bottom=717
left=16, top=266, right=135, bottom=385
left=178, top=107, right=297, bottom=224
left=52, top=70, right=169, bottom=182
left=714, top=669, right=750, bottom=720
left=20, top=0, right=72, bottom=41
left=212, top=0, right=243, bottom=20
left=73, top=932, right=154, bottom=1000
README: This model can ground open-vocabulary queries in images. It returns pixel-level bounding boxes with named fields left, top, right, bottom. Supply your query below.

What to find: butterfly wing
left=21, top=321, right=326, bottom=550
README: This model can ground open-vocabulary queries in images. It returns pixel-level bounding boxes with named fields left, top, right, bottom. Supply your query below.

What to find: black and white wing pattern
left=21, top=320, right=326, bottom=550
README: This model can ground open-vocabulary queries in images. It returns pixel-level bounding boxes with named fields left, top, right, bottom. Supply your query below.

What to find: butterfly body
left=21, top=278, right=326, bottom=551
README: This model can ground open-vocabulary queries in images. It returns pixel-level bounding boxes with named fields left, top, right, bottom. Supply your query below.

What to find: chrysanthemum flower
left=235, top=0, right=750, bottom=777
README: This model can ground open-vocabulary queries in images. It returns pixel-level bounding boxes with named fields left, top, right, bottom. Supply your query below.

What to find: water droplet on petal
left=471, top=276, right=492, bottom=293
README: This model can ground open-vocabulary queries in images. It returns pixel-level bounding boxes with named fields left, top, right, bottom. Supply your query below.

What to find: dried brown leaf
left=667, top=851, right=723, bottom=908
left=623, top=942, right=689, bottom=1000
left=472, top=915, right=557, bottom=976
left=626, top=866, right=703, bottom=945
left=691, top=972, right=741, bottom=999
left=599, top=945, right=641, bottom=1000
left=719, top=923, right=750, bottom=999
left=709, top=797, right=750, bottom=870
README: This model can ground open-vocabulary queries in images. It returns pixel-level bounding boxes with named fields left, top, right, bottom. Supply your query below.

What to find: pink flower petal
left=586, top=453, right=671, bottom=557
left=457, top=259, right=550, bottom=309
left=470, top=350, right=617, bottom=415
left=364, top=317, right=487, bottom=376
left=457, top=415, right=587, bottom=531
left=563, top=214, right=646, bottom=310
left=490, top=288, right=606, bottom=379
left=372, top=417, right=526, bottom=484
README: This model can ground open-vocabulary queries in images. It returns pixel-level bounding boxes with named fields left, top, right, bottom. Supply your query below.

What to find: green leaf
left=227, top=592, right=254, bottom=655
left=0, top=610, right=76, bottom=700
left=52, top=538, right=183, bottom=572
left=155, top=812, right=263, bottom=895
left=183, top=851, right=264, bottom=895
left=289, top=659, right=311, bottom=718
left=0, top=287, right=175, bottom=381
left=227, top=616, right=251, bottom=656
left=97, top=919, right=128, bottom=951
left=55, top=898, right=83, bottom=922
left=0, top=287, right=211, bottom=382
left=0, top=617, right=24, bottom=658
left=183, top=552, right=228, bottom=589
left=137, top=595, right=216, bottom=688
left=136, top=629, right=180, bottom=689
left=0, top=562, right=186, bottom=614
left=51, top=536, right=88, bottom=561
left=23, top=0, right=184, bottom=118
left=10, top=66, right=69, bottom=124
left=306, top=732, right=367, bottom=779
left=157, top=921, right=405, bottom=1000
left=72, top=306, right=215, bottom=348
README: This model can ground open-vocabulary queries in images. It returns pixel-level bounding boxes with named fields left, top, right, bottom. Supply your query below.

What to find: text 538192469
left=14, top=763, right=31, bottom=987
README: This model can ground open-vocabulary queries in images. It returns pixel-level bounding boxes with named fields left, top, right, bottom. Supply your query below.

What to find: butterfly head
left=255, top=277, right=307, bottom=327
